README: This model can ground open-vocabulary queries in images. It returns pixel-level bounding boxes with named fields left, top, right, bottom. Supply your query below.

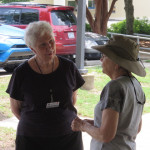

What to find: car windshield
left=51, top=10, right=77, bottom=26
left=0, top=8, right=39, bottom=25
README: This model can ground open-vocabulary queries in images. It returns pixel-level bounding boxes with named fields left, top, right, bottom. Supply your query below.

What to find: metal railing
left=134, top=33, right=150, bottom=38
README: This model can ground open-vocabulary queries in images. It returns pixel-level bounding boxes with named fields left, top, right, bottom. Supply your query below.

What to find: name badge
left=46, top=102, right=60, bottom=109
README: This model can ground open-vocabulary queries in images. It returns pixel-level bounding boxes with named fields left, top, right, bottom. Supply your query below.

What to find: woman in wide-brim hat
left=71, top=35, right=146, bottom=150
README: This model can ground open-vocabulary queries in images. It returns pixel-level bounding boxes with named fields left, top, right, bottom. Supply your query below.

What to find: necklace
left=121, top=74, right=145, bottom=105
left=34, top=57, right=55, bottom=74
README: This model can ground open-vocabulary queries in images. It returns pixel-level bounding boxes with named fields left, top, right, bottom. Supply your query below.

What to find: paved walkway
left=0, top=113, right=150, bottom=150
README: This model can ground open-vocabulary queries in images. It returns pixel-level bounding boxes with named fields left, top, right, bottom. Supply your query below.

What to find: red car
left=0, top=3, right=77, bottom=60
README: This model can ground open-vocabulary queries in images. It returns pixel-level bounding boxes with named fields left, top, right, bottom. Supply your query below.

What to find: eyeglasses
left=100, top=53, right=107, bottom=59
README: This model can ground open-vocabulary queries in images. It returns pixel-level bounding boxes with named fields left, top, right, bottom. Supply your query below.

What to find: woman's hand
left=71, top=117, right=85, bottom=131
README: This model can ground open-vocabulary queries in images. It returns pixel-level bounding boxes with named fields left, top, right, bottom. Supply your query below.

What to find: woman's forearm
left=81, top=120, right=114, bottom=143
left=10, top=98, right=22, bottom=120
left=72, top=109, right=119, bottom=143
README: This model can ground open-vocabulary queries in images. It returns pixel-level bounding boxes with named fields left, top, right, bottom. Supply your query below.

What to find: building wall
left=32, top=0, right=54, bottom=4
left=32, top=0, right=65, bottom=5
left=109, top=0, right=150, bottom=20
left=109, top=0, right=125, bottom=20
left=133, top=0, right=150, bottom=19
left=32, top=0, right=150, bottom=20
left=53, top=0, right=65, bottom=6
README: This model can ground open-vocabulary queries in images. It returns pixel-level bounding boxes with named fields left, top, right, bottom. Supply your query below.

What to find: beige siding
left=53, top=0, right=65, bottom=5
left=133, top=0, right=150, bottom=19
left=109, top=0, right=150, bottom=20
left=32, top=0, right=54, bottom=4
left=109, top=0, right=125, bottom=20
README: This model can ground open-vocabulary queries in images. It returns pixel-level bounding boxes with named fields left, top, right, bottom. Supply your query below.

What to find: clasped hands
left=71, top=116, right=94, bottom=132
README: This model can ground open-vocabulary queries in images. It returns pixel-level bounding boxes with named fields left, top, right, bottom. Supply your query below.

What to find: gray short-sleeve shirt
left=90, top=76, right=145, bottom=150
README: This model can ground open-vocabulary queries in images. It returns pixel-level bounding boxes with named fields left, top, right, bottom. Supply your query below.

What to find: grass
left=0, top=127, right=15, bottom=149
left=144, top=60, right=150, bottom=63
left=1, top=67, right=150, bottom=119
left=0, top=67, right=150, bottom=119
left=0, top=76, right=12, bottom=120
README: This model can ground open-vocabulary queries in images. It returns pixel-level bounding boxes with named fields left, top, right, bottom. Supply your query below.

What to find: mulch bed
left=140, top=40, right=150, bottom=48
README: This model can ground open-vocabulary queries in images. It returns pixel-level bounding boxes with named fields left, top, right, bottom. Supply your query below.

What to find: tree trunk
left=75, top=0, right=117, bottom=36
left=124, top=0, right=134, bottom=35
left=87, top=0, right=117, bottom=35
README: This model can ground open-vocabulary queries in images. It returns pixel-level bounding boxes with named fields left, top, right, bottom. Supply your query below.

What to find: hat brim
left=92, top=45, right=146, bottom=77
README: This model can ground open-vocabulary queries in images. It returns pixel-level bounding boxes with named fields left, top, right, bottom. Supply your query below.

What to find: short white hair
left=24, top=21, right=54, bottom=48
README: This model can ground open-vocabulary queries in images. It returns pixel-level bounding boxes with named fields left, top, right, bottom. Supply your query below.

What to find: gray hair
left=24, top=21, right=54, bottom=48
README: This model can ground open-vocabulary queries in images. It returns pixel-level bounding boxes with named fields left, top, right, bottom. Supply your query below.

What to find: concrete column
left=75, top=0, right=87, bottom=74
left=76, top=0, right=94, bottom=90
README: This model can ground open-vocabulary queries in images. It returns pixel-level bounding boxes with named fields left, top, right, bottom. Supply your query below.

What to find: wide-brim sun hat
left=92, top=35, right=146, bottom=77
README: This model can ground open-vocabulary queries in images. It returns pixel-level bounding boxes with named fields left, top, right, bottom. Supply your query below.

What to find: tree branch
left=86, top=6, right=95, bottom=30
left=107, top=0, right=118, bottom=19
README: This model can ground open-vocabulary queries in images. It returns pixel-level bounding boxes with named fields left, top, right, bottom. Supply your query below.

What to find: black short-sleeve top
left=6, top=56, right=85, bottom=137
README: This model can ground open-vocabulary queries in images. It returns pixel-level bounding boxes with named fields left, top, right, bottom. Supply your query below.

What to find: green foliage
left=108, top=17, right=150, bottom=35
left=134, top=17, right=150, bottom=35
left=85, top=23, right=92, bottom=32
left=0, top=0, right=30, bottom=4
left=108, top=20, right=127, bottom=34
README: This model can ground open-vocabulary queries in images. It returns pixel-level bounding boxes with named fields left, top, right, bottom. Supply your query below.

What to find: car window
left=51, top=10, right=76, bottom=26
left=0, top=8, right=39, bottom=25
left=0, top=8, right=21, bottom=24
left=20, top=9, right=39, bottom=24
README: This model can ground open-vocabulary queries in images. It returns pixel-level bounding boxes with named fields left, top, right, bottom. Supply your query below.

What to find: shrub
left=85, top=23, right=92, bottom=32
left=107, top=20, right=126, bottom=34
left=134, top=17, right=150, bottom=34
left=107, top=17, right=150, bottom=35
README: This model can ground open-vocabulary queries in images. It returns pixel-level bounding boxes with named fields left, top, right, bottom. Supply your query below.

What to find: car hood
left=85, top=32, right=109, bottom=49
left=85, top=32, right=109, bottom=41
left=0, top=24, right=24, bottom=38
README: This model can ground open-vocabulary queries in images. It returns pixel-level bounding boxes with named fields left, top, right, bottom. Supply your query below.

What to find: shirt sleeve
left=69, top=62, right=85, bottom=91
left=6, top=68, right=24, bottom=101
left=100, top=80, right=125, bottom=113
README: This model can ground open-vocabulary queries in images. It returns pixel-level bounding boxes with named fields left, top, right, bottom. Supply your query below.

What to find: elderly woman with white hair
left=6, top=21, right=85, bottom=150
left=71, top=35, right=146, bottom=150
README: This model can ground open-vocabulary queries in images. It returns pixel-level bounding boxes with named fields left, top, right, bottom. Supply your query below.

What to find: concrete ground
left=0, top=113, right=150, bottom=150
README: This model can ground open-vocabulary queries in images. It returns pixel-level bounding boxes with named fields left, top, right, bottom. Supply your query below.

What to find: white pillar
left=75, top=0, right=87, bottom=74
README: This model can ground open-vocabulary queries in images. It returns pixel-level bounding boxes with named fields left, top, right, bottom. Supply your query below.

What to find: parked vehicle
left=0, top=24, right=33, bottom=72
left=0, top=3, right=108, bottom=73
left=0, top=3, right=77, bottom=60
left=85, top=32, right=109, bottom=60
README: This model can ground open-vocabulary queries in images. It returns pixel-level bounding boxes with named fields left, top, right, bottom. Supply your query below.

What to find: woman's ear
left=115, top=64, right=120, bottom=71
